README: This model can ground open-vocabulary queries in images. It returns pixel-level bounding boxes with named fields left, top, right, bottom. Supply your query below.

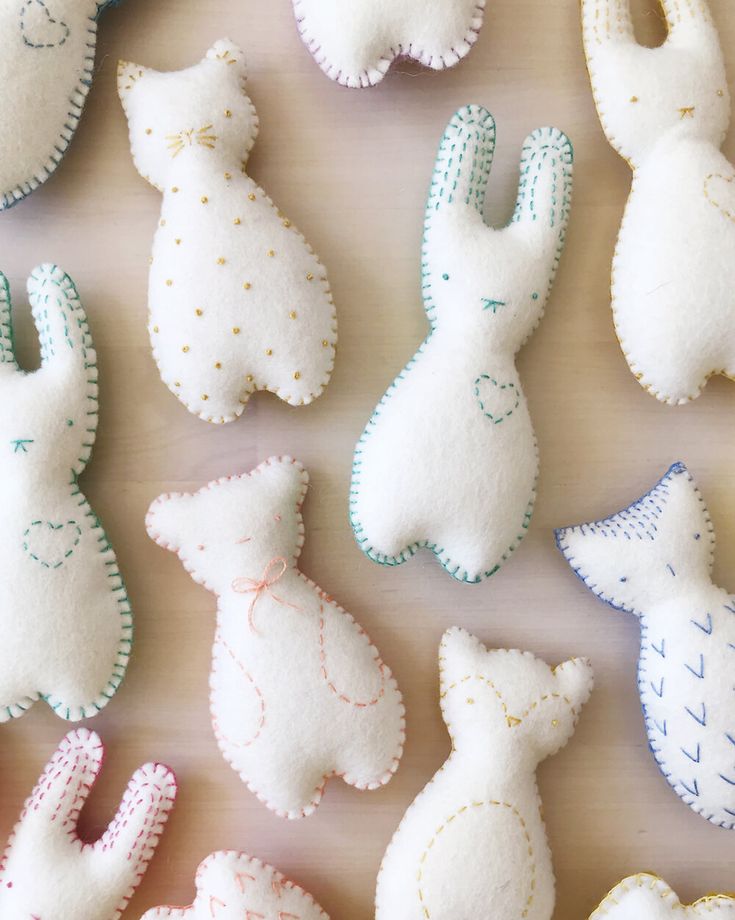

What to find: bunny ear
left=582, top=0, right=636, bottom=48
left=428, top=105, right=496, bottom=219
left=660, top=0, right=716, bottom=39
left=510, top=127, right=573, bottom=249
left=0, top=272, right=19, bottom=374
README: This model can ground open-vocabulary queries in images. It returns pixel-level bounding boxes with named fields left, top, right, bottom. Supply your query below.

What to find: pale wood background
left=0, top=0, right=734, bottom=916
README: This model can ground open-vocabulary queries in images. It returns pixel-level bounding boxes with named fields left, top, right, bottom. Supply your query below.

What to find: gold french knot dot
left=466, top=698, right=475, bottom=705
left=322, top=339, right=329, bottom=347
left=293, top=371, right=301, bottom=380
left=166, top=279, right=173, bottom=286
left=217, top=257, right=226, bottom=265
left=234, top=218, right=241, bottom=225
left=195, top=309, right=203, bottom=316
left=265, top=348, right=273, bottom=356
left=182, top=345, right=190, bottom=353
left=248, top=193, right=256, bottom=201
left=630, top=96, right=639, bottom=103
left=202, top=394, right=209, bottom=400
left=232, top=327, right=241, bottom=335
left=174, top=381, right=181, bottom=387
left=175, top=238, right=182, bottom=245
left=224, top=172, right=232, bottom=180
left=152, top=325, right=159, bottom=333
left=214, top=362, right=222, bottom=369
left=306, top=272, right=314, bottom=281
left=172, top=187, right=179, bottom=193
left=718, top=89, right=725, bottom=97
left=282, top=219, right=291, bottom=228
left=145, top=128, right=152, bottom=135
left=243, top=282, right=251, bottom=290
left=289, top=311, right=297, bottom=320
left=225, top=109, right=232, bottom=118
left=201, top=196, right=209, bottom=204
left=267, top=250, right=276, bottom=258
left=246, top=374, right=254, bottom=382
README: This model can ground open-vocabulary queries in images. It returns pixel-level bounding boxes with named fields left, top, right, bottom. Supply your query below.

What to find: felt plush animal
left=350, top=105, right=573, bottom=584
left=118, top=40, right=337, bottom=425
left=0, top=728, right=176, bottom=920
left=146, top=456, right=405, bottom=819
left=291, top=0, right=488, bottom=87
left=0, top=0, right=119, bottom=209
left=582, top=0, right=735, bottom=403
left=556, top=462, right=735, bottom=828
left=142, top=850, right=329, bottom=919
left=0, top=263, right=132, bottom=722
left=376, top=628, right=593, bottom=920
left=590, top=874, right=735, bottom=919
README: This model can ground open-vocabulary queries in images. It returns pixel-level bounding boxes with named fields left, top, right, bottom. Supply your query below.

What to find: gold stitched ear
left=117, top=60, right=151, bottom=97
left=205, top=39, right=247, bottom=76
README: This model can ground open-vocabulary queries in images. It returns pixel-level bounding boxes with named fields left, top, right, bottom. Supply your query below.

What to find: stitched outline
left=20, top=0, right=70, bottom=49
left=590, top=872, right=735, bottom=917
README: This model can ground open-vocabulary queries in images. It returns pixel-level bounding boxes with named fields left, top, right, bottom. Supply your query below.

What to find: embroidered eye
left=442, top=273, right=450, bottom=281
left=66, top=419, right=74, bottom=427
left=531, top=292, right=539, bottom=300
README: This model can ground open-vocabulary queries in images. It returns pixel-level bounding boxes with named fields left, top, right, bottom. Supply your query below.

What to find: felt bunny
left=146, top=456, right=405, bottom=819
left=556, top=462, right=735, bottom=829
left=376, top=628, right=593, bottom=920
left=142, top=850, right=329, bottom=919
left=582, top=0, right=735, bottom=403
left=350, top=105, right=573, bottom=584
left=0, top=728, right=177, bottom=920
left=118, top=40, right=337, bottom=425
left=0, top=263, right=132, bottom=722
left=590, top=874, right=735, bottom=919
left=292, top=0, right=488, bottom=87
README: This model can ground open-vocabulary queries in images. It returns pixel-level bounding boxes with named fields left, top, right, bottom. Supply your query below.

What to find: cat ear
left=117, top=60, right=155, bottom=101
left=204, top=39, right=248, bottom=78
left=249, top=457, right=309, bottom=520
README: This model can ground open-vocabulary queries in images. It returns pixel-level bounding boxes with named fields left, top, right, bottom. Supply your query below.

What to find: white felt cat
left=142, top=850, right=329, bottom=919
left=0, top=0, right=118, bottom=209
left=0, top=264, right=132, bottom=722
left=146, top=456, right=405, bottom=819
left=590, top=874, right=735, bottom=919
left=350, top=105, right=573, bottom=583
left=376, top=628, right=593, bottom=920
left=0, top=728, right=176, bottom=920
left=118, top=40, right=337, bottom=424
left=582, top=0, right=735, bottom=403
left=292, top=0, right=487, bottom=87
left=556, top=462, right=735, bottom=828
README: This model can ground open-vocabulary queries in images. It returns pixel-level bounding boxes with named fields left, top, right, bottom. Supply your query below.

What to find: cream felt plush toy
left=118, top=40, right=337, bottom=425
left=0, top=728, right=177, bottom=920
left=142, top=850, right=329, bottom=919
left=556, top=462, right=735, bottom=828
left=0, top=0, right=119, bottom=209
left=350, top=105, right=573, bottom=584
left=376, top=628, right=593, bottom=920
left=0, top=263, right=132, bottom=722
left=582, top=0, right=735, bottom=403
left=590, top=874, right=735, bottom=919
left=291, top=0, right=487, bottom=88
left=146, top=456, right=405, bottom=819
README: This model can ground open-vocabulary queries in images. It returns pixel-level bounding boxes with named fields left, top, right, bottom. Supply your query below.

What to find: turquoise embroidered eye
left=532, top=292, right=539, bottom=300
left=442, top=273, right=450, bottom=281
left=66, top=419, right=74, bottom=427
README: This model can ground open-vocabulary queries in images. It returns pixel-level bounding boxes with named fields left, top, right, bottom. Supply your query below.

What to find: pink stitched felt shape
left=146, top=455, right=405, bottom=819
left=141, top=850, right=329, bottom=919
left=0, top=728, right=176, bottom=920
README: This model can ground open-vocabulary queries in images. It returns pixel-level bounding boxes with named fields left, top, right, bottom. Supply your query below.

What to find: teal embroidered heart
left=23, top=520, right=82, bottom=569
left=474, top=375, right=520, bottom=424
left=20, top=0, right=70, bottom=49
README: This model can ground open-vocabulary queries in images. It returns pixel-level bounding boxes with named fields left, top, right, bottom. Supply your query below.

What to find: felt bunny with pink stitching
left=146, top=455, right=405, bottom=819
left=0, top=728, right=177, bottom=920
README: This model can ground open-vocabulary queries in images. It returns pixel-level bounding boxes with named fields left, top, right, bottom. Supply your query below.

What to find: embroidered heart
left=704, top=172, right=735, bottom=224
left=474, top=375, right=520, bottom=424
left=23, top=519, right=82, bottom=569
left=20, top=0, right=70, bottom=49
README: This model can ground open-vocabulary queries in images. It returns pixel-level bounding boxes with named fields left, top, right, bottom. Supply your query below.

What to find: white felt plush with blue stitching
left=146, top=456, right=405, bottom=820
left=291, top=0, right=487, bottom=88
left=556, top=462, right=735, bottom=828
left=0, top=264, right=132, bottom=723
left=0, top=728, right=176, bottom=920
left=118, top=40, right=337, bottom=425
left=590, top=874, right=735, bottom=919
left=376, top=628, right=593, bottom=920
left=583, top=0, right=735, bottom=404
left=0, top=0, right=117, bottom=209
left=350, top=105, right=573, bottom=584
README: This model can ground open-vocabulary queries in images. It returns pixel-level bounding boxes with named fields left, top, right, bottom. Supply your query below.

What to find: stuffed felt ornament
left=118, top=40, right=337, bottom=425
left=376, top=628, right=593, bottom=920
left=0, top=728, right=176, bottom=920
left=556, top=462, right=735, bottom=828
left=291, top=0, right=487, bottom=88
left=146, top=456, right=405, bottom=819
left=350, top=105, right=573, bottom=584
left=0, top=0, right=118, bottom=210
left=0, top=264, right=132, bottom=722
left=590, top=874, right=735, bottom=919
left=582, top=0, right=735, bottom=403
left=142, top=850, right=329, bottom=919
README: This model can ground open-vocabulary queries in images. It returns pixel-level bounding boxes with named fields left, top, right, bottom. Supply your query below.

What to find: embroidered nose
left=506, top=715, right=522, bottom=728
left=482, top=298, right=506, bottom=313
left=679, top=106, right=696, bottom=119
left=11, top=438, right=33, bottom=453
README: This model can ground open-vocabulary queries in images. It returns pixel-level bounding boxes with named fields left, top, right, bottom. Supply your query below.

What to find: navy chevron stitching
left=684, top=654, right=705, bottom=679
left=691, top=612, right=713, bottom=635
left=681, top=743, right=701, bottom=763
left=680, top=777, right=700, bottom=797
left=650, top=677, right=664, bottom=698
left=724, top=601, right=735, bottom=615
left=726, top=733, right=735, bottom=747
left=653, top=719, right=667, bottom=736
left=685, top=703, right=707, bottom=727
left=720, top=773, right=735, bottom=786
left=651, top=638, right=665, bottom=658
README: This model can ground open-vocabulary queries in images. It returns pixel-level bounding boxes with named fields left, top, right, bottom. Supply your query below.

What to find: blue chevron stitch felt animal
left=0, top=0, right=120, bottom=210
left=350, top=105, right=573, bottom=584
left=556, top=461, right=735, bottom=828
left=0, top=264, right=132, bottom=722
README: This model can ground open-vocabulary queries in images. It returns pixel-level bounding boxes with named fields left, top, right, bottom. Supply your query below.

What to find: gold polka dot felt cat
left=118, top=40, right=337, bottom=424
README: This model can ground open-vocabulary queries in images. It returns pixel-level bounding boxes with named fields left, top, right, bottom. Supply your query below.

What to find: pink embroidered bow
left=232, top=557, right=301, bottom=633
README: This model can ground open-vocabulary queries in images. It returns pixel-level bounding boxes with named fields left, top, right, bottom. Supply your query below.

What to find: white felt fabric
left=376, top=628, right=593, bottom=920
left=0, top=264, right=132, bottom=722
left=142, top=850, right=329, bottom=919
left=0, top=0, right=114, bottom=209
left=292, top=0, right=487, bottom=87
left=0, top=728, right=176, bottom=920
left=590, top=874, right=735, bottom=919
left=146, top=456, right=405, bottom=819
left=556, top=462, right=735, bottom=828
left=582, top=0, right=735, bottom=403
left=350, top=105, right=573, bottom=584
left=118, top=40, right=337, bottom=425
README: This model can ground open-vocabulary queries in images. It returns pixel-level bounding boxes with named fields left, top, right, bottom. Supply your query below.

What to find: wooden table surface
left=1, top=0, right=735, bottom=916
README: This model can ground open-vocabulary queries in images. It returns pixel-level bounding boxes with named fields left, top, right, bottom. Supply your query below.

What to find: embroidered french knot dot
left=246, top=374, right=254, bottom=382
left=294, top=371, right=301, bottom=380
left=182, top=345, right=190, bottom=353
left=201, top=196, right=209, bottom=204
left=306, top=272, right=314, bottom=281
left=234, top=217, right=242, bottom=225
left=248, top=193, right=256, bottom=201
left=146, top=128, right=153, bottom=135
left=630, top=96, right=639, bottom=103
left=243, top=282, right=251, bottom=290
left=265, top=348, right=273, bottom=356
left=175, top=238, right=182, bottom=245
left=217, top=257, right=226, bottom=265
left=166, top=279, right=173, bottom=287
left=267, top=249, right=276, bottom=258
left=172, top=186, right=179, bottom=193
left=195, top=308, right=203, bottom=316
left=289, top=310, right=298, bottom=320
left=225, top=109, right=233, bottom=118
left=322, top=339, right=329, bottom=347
left=152, top=325, right=160, bottom=333
left=283, top=219, right=292, bottom=228
left=214, top=362, right=222, bottom=369
left=174, top=381, right=181, bottom=387
left=202, top=394, right=209, bottom=400
left=233, top=327, right=241, bottom=335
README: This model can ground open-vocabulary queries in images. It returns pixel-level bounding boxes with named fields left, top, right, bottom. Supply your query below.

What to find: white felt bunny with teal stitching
left=583, top=0, right=735, bottom=403
left=0, top=264, right=132, bottom=722
left=0, top=0, right=120, bottom=209
left=350, top=105, right=573, bottom=584
left=556, top=462, right=735, bottom=829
